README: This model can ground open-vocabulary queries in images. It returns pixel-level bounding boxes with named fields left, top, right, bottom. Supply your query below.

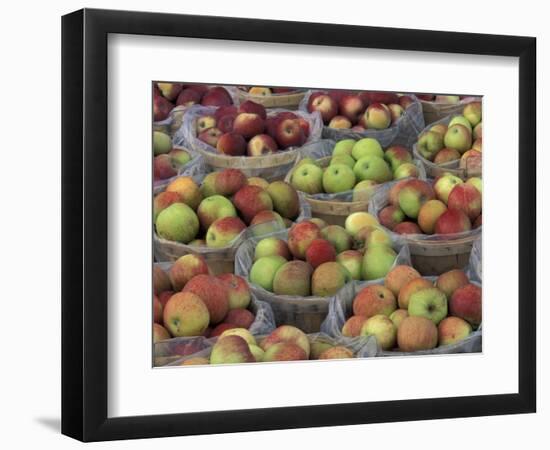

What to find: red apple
left=238, top=100, right=267, bottom=119
left=198, top=127, right=223, bottom=147
left=275, top=118, right=306, bottom=149
left=434, top=209, right=472, bottom=234
left=201, top=86, right=233, bottom=107
left=339, top=95, right=366, bottom=123
left=216, top=132, right=247, bottom=156
left=447, top=184, right=482, bottom=221
left=308, top=94, right=338, bottom=124
left=247, top=134, right=278, bottom=156
left=232, top=113, right=266, bottom=139
left=176, top=87, right=202, bottom=106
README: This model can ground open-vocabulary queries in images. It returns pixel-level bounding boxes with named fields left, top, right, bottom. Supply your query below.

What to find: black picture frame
left=62, top=8, right=536, bottom=442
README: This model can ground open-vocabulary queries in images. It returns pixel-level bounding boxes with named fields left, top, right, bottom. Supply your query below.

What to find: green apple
left=296, top=157, right=318, bottom=168
left=330, top=154, right=356, bottom=169
left=417, top=131, right=444, bottom=161
left=290, top=163, right=324, bottom=194
left=384, top=146, right=412, bottom=171
left=170, top=148, right=191, bottom=166
left=362, top=245, right=397, bottom=280
left=153, top=131, right=172, bottom=155
left=448, top=115, right=472, bottom=132
left=322, top=164, right=356, bottom=193
left=360, top=315, right=397, bottom=350
left=249, top=255, right=287, bottom=291
left=444, top=124, right=472, bottom=153
left=353, top=156, right=393, bottom=183
left=434, top=174, right=464, bottom=204
left=463, top=102, right=482, bottom=127
left=197, top=195, right=237, bottom=230
left=352, top=180, right=378, bottom=202
left=394, top=162, right=419, bottom=180
left=351, top=138, right=384, bottom=160
left=155, top=203, right=199, bottom=243
left=321, top=225, right=352, bottom=253
left=336, top=250, right=363, bottom=280
left=466, top=177, right=482, bottom=196
left=332, top=139, right=356, bottom=157
left=398, top=185, right=429, bottom=219
left=408, top=287, right=448, bottom=325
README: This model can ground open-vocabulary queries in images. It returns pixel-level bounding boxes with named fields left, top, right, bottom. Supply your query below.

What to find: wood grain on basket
left=234, top=89, right=306, bottom=109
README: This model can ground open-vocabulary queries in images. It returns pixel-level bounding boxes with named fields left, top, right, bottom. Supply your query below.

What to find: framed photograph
left=62, top=8, right=536, bottom=442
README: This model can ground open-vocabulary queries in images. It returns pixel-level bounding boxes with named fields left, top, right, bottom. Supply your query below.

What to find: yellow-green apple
left=176, top=86, right=203, bottom=106
left=318, top=346, right=354, bottom=359
left=249, top=210, right=286, bottom=236
left=290, top=163, right=323, bottom=194
left=163, top=292, right=210, bottom=337
left=336, top=250, right=363, bottom=280
left=435, top=269, right=469, bottom=299
left=466, top=177, right=482, bottom=195
left=394, top=162, right=419, bottom=179
left=210, top=335, right=255, bottom=364
left=216, top=132, right=247, bottom=156
left=438, top=316, right=472, bottom=346
left=364, top=103, right=391, bottom=129
left=153, top=154, right=177, bottom=181
left=434, top=148, right=461, bottom=164
left=360, top=315, right=397, bottom=350
left=323, top=164, right=357, bottom=193
left=434, top=173, right=463, bottom=204
left=444, top=124, right=472, bottom=153
left=398, top=277, right=433, bottom=309
left=393, top=222, right=422, bottom=235
left=472, top=138, right=482, bottom=152
left=463, top=101, right=482, bottom=127
left=397, top=316, right=438, bottom=351
left=339, top=94, right=366, bottom=123
left=247, top=176, right=269, bottom=189
left=408, top=287, right=448, bottom=324
left=238, top=100, right=267, bottom=119
left=353, top=224, right=392, bottom=249
left=169, top=254, right=210, bottom=291
left=435, top=95, right=460, bottom=103
left=266, top=181, right=300, bottom=220
left=417, top=199, right=447, bottom=234
left=388, top=103, right=405, bottom=124
left=417, top=130, right=444, bottom=161
left=429, top=123, right=448, bottom=136
left=448, top=115, right=472, bottom=132
left=183, top=274, right=230, bottom=323
left=262, top=342, right=307, bottom=361
left=157, top=82, right=183, bottom=101
left=384, top=265, right=421, bottom=297
left=166, top=176, right=203, bottom=210
left=169, top=148, right=191, bottom=166
left=389, top=309, right=409, bottom=328
left=388, top=179, right=409, bottom=205
left=352, top=179, right=378, bottom=202
left=219, top=327, right=256, bottom=346
left=254, top=237, right=291, bottom=261
left=330, top=154, right=356, bottom=169
left=247, top=134, right=278, bottom=156
left=153, top=94, right=173, bottom=121
left=153, top=131, right=172, bottom=155
left=342, top=315, right=368, bottom=337
left=288, top=221, right=322, bottom=259
left=321, top=225, right=352, bottom=253
left=447, top=184, right=482, bottom=221
left=311, top=261, right=351, bottom=296
left=353, top=156, right=393, bottom=183
left=233, top=112, right=265, bottom=139
left=153, top=266, right=172, bottom=294
left=197, top=195, right=237, bottom=230
left=351, top=138, right=384, bottom=160
left=198, top=127, right=223, bottom=147
left=249, top=255, right=287, bottom=291
left=196, top=114, right=217, bottom=134
left=200, top=86, right=233, bottom=107
left=332, top=139, right=356, bottom=157
left=217, top=274, right=251, bottom=310
left=384, top=145, right=412, bottom=171
left=473, top=122, right=482, bottom=140
left=153, top=191, right=182, bottom=221
left=261, top=325, right=310, bottom=356
left=155, top=203, right=199, bottom=243
left=249, top=344, right=265, bottom=362
left=449, top=283, right=482, bottom=327
left=353, top=284, right=397, bottom=317
left=328, top=115, right=352, bottom=129
left=344, top=212, right=379, bottom=237
left=188, top=239, right=206, bottom=247
left=398, top=179, right=436, bottom=219
left=224, top=308, right=255, bottom=328
left=272, top=260, right=312, bottom=296
left=308, top=93, right=338, bottom=123
left=434, top=208, right=472, bottom=234
left=249, top=86, right=272, bottom=96
left=310, top=218, right=328, bottom=229
left=233, top=185, right=274, bottom=224
left=152, top=323, right=172, bottom=346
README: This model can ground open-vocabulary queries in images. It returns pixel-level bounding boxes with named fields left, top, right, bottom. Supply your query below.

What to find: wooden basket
left=262, top=296, right=330, bottom=334
left=234, top=88, right=306, bottom=110
left=420, top=97, right=479, bottom=125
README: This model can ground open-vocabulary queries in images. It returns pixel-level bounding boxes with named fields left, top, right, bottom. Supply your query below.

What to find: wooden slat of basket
left=200, top=147, right=298, bottom=170
left=235, top=89, right=306, bottom=109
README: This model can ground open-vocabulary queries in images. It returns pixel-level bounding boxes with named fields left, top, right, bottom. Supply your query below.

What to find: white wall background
left=0, top=0, right=546, bottom=448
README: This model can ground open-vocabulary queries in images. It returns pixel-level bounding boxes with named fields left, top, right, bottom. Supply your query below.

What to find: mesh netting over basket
left=420, top=96, right=480, bottom=126
left=227, top=85, right=307, bottom=109
left=298, top=91, right=425, bottom=148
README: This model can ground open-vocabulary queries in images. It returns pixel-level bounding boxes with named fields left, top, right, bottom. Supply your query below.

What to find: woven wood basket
left=233, top=88, right=306, bottom=110
left=420, top=97, right=480, bottom=125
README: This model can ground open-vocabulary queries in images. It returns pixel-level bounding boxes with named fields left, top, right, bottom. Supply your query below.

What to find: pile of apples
left=153, top=130, right=192, bottom=181
left=416, top=101, right=482, bottom=168
left=340, top=265, right=481, bottom=352
left=289, top=138, right=419, bottom=196
left=153, top=255, right=261, bottom=343
left=248, top=215, right=400, bottom=298
left=306, top=90, right=415, bottom=130
left=237, top=86, right=301, bottom=96
left=153, top=83, right=234, bottom=122
left=154, top=168, right=302, bottom=247
left=415, top=94, right=478, bottom=104
left=195, top=100, right=312, bottom=156
left=377, top=174, right=482, bottom=236
left=179, top=325, right=357, bottom=365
